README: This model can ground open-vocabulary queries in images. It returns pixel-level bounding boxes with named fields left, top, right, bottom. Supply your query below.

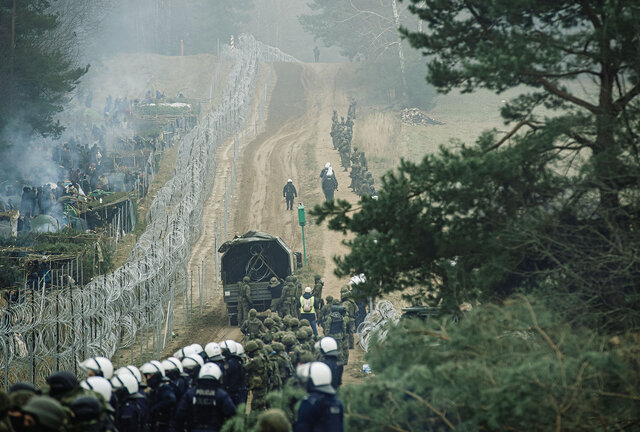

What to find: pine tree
left=0, top=0, right=88, bottom=148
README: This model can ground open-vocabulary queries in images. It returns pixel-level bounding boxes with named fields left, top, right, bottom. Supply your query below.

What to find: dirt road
left=163, top=62, right=363, bottom=367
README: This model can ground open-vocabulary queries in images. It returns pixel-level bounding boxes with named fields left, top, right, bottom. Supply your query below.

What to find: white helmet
left=326, top=167, right=333, bottom=176
left=140, top=361, right=165, bottom=377
left=182, top=354, right=204, bottom=370
left=190, top=344, right=204, bottom=355
left=319, top=337, right=339, bottom=356
left=325, top=162, right=331, bottom=168
left=79, top=356, right=114, bottom=379
left=174, top=345, right=197, bottom=360
left=204, top=342, right=223, bottom=360
left=111, top=373, right=139, bottom=395
left=308, top=362, right=334, bottom=394
left=236, top=343, right=247, bottom=358
left=115, top=365, right=143, bottom=383
left=198, top=363, right=223, bottom=381
left=296, top=362, right=311, bottom=381
left=81, top=376, right=113, bottom=401
left=220, top=340, right=237, bottom=355
left=161, top=357, right=184, bottom=374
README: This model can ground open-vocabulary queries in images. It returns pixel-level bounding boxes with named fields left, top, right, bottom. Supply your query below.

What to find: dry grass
left=352, top=110, right=404, bottom=180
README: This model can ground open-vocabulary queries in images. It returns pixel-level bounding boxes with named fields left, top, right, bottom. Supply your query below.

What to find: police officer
left=174, top=363, right=236, bottom=432
left=140, top=361, right=176, bottom=432
left=293, top=362, right=343, bottom=432
left=110, top=372, right=147, bottom=432
left=318, top=337, right=343, bottom=389
left=283, top=179, right=298, bottom=211
left=160, top=357, right=189, bottom=402
left=204, top=342, right=227, bottom=375
left=220, top=340, right=248, bottom=405
left=241, top=309, right=267, bottom=342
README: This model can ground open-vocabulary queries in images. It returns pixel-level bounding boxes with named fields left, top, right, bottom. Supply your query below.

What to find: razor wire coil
left=0, top=34, right=298, bottom=388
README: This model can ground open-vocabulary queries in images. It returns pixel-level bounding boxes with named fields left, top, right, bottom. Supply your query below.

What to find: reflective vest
left=300, top=295, right=316, bottom=314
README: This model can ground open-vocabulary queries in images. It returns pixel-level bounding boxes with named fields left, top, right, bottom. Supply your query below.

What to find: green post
left=298, top=203, right=307, bottom=265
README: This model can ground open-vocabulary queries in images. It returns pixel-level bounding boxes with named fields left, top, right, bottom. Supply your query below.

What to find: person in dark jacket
left=174, top=363, right=236, bottom=432
left=294, top=362, right=343, bottom=432
left=140, top=362, right=175, bottom=432
left=111, top=372, right=147, bottom=432
left=321, top=169, right=338, bottom=201
left=317, top=337, right=343, bottom=389
left=220, top=341, right=248, bottom=406
left=283, top=179, right=298, bottom=211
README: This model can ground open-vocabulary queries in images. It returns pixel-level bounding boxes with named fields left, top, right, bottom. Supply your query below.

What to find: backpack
left=302, top=296, right=313, bottom=313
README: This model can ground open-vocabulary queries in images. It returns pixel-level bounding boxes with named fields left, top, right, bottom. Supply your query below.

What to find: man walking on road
left=283, top=179, right=298, bottom=210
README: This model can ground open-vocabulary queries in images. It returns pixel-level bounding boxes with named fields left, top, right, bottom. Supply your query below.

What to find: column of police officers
left=0, top=275, right=360, bottom=432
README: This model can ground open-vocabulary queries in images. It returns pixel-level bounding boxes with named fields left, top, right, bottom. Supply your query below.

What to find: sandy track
left=164, top=61, right=362, bottom=356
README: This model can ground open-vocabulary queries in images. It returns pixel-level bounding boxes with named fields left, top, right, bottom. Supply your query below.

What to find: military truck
left=218, top=230, right=296, bottom=325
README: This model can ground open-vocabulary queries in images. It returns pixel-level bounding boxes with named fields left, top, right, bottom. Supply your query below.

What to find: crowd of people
left=0, top=332, right=345, bottom=431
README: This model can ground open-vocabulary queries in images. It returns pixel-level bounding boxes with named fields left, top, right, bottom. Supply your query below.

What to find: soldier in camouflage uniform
left=237, top=276, right=253, bottom=324
left=312, top=275, right=324, bottom=311
left=264, top=344, right=283, bottom=391
left=318, top=295, right=333, bottom=334
left=272, top=342, right=293, bottom=382
left=262, top=317, right=275, bottom=344
left=341, top=286, right=358, bottom=350
left=241, top=309, right=267, bottom=343
left=324, top=303, right=348, bottom=364
left=244, top=341, right=269, bottom=412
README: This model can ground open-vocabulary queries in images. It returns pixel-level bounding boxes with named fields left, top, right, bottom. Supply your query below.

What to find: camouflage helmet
left=326, top=295, right=334, bottom=303
left=269, top=277, right=279, bottom=287
left=314, top=274, right=322, bottom=281
left=255, top=339, right=264, bottom=349
left=289, top=318, right=300, bottom=330
left=273, top=331, right=284, bottom=342
left=299, top=318, right=310, bottom=328
left=21, top=396, right=66, bottom=431
left=264, top=317, right=275, bottom=328
left=245, top=340, right=259, bottom=354
left=257, top=408, right=291, bottom=432
left=243, top=276, right=251, bottom=282
left=282, top=334, right=297, bottom=348
left=298, top=351, right=315, bottom=364
left=272, top=342, right=284, bottom=353
left=264, top=344, right=273, bottom=353
left=285, top=276, right=293, bottom=282
left=303, top=327, right=313, bottom=338
left=341, top=285, right=350, bottom=295
left=249, top=309, right=258, bottom=318
left=296, top=329, right=308, bottom=341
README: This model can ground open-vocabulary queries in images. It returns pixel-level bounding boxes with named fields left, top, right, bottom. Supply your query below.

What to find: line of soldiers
left=329, top=98, right=357, bottom=172
left=329, top=99, right=377, bottom=198
left=0, top=332, right=344, bottom=431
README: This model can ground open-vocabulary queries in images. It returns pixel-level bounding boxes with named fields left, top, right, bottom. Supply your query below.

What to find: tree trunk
left=9, top=0, right=17, bottom=108
left=391, top=0, right=408, bottom=98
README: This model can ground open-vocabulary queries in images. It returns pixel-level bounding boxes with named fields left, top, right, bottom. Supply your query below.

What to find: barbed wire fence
left=357, top=300, right=401, bottom=352
left=1, top=34, right=298, bottom=389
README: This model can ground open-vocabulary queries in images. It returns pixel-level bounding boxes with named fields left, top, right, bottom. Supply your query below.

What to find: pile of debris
left=400, top=107, right=444, bottom=126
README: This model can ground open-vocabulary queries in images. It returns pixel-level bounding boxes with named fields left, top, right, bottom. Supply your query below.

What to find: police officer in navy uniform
left=294, top=362, right=343, bottom=432
left=111, top=373, right=147, bottom=432
left=220, top=340, right=248, bottom=405
left=174, top=363, right=236, bottom=432
left=140, top=361, right=176, bottom=432
left=317, top=337, right=343, bottom=390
